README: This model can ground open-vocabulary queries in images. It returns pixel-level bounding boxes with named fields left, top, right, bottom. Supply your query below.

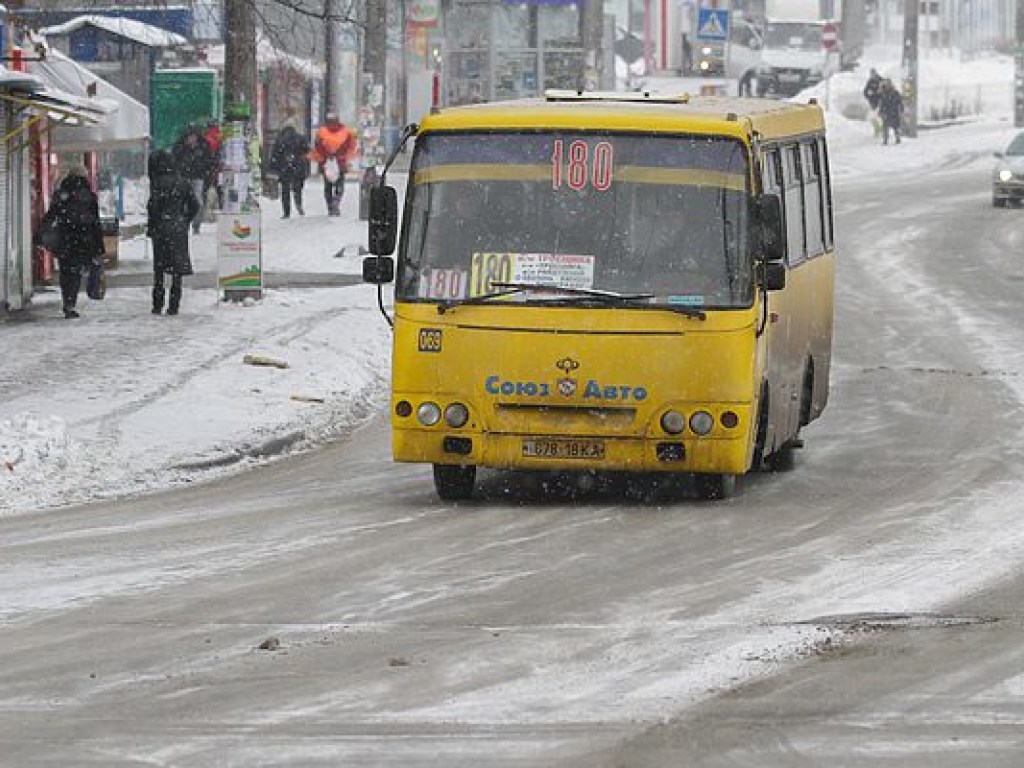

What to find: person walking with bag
left=269, top=122, right=310, bottom=219
left=146, top=150, right=200, bottom=316
left=878, top=78, right=905, bottom=146
left=309, top=111, right=357, bottom=216
left=36, top=167, right=105, bottom=319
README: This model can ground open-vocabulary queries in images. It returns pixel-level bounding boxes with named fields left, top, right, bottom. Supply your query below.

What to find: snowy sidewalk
left=0, top=180, right=394, bottom=516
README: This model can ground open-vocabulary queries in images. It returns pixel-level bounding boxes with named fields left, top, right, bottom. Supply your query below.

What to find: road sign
left=696, top=8, right=729, bottom=42
left=822, top=21, right=838, bottom=51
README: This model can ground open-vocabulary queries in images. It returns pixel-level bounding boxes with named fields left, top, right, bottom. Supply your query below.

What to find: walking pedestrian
left=269, top=122, right=310, bottom=219
left=878, top=78, right=904, bottom=146
left=202, top=119, right=223, bottom=211
left=36, top=168, right=105, bottom=319
left=863, top=68, right=882, bottom=111
left=146, top=150, right=200, bottom=316
left=863, top=68, right=883, bottom=137
left=171, top=124, right=214, bottom=234
left=310, top=111, right=357, bottom=217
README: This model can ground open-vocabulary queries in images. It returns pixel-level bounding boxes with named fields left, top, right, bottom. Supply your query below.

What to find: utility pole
left=582, top=0, right=604, bottom=90
left=363, top=0, right=386, bottom=166
left=1016, top=0, right=1024, bottom=127
left=224, top=0, right=257, bottom=115
left=901, top=0, right=918, bottom=138
left=324, top=0, right=337, bottom=117
left=359, top=0, right=387, bottom=220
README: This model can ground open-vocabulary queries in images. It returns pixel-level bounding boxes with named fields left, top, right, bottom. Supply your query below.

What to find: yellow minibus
left=364, top=90, right=834, bottom=500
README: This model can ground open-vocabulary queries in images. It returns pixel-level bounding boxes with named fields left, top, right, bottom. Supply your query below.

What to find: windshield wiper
left=495, top=283, right=708, bottom=319
left=436, top=282, right=633, bottom=313
left=436, top=286, right=530, bottom=314
left=437, top=281, right=706, bottom=319
left=491, top=282, right=655, bottom=301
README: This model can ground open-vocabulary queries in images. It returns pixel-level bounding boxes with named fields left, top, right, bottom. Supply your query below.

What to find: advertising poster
left=217, top=213, right=262, bottom=294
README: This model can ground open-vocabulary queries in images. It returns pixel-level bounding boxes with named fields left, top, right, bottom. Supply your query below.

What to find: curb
left=173, top=429, right=307, bottom=472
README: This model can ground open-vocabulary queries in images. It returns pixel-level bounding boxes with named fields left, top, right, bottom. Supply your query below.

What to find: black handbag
left=86, top=260, right=106, bottom=300
left=40, top=219, right=62, bottom=252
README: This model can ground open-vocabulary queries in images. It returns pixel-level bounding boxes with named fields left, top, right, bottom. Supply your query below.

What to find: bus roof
left=418, top=90, right=826, bottom=143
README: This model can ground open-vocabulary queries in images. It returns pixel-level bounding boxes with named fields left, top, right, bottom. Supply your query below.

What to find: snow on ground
left=1, top=49, right=1021, bottom=517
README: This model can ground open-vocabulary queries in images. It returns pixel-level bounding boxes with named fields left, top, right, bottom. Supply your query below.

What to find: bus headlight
left=689, top=410, right=714, bottom=436
left=660, top=410, right=686, bottom=435
left=999, top=169, right=1013, bottom=182
left=444, top=402, right=470, bottom=428
left=417, top=401, right=442, bottom=426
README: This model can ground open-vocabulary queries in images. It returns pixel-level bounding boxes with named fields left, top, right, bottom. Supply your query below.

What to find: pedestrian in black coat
left=146, top=150, right=200, bottom=315
left=862, top=68, right=882, bottom=111
left=878, top=79, right=904, bottom=146
left=269, top=124, right=310, bottom=218
left=37, top=169, right=105, bottom=319
left=171, top=125, right=214, bottom=234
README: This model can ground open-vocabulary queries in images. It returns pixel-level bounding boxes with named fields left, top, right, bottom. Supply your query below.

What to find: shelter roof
left=25, top=47, right=149, bottom=150
left=41, top=14, right=187, bottom=48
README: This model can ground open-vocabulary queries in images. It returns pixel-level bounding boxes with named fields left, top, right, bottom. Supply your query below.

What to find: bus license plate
left=522, top=439, right=605, bottom=460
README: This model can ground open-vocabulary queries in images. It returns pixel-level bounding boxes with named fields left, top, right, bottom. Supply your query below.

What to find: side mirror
left=368, top=185, right=398, bottom=256
left=763, top=260, right=786, bottom=291
left=755, top=192, right=785, bottom=262
left=362, top=255, right=395, bottom=285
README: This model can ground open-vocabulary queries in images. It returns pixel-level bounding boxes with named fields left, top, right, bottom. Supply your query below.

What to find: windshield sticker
left=514, top=253, right=596, bottom=291
left=551, top=140, right=614, bottom=192
left=667, top=294, right=707, bottom=306
left=469, top=252, right=597, bottom=297
left=419, top=268, right=468, bottom=300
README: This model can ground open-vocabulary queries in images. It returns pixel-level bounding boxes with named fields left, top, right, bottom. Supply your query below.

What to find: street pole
left=1016, top=0, right=1024, bottom=127
left=224, top=0, right=257, bottom=115
left=324, top=0, right=337, bottom=117
left=901, top=0, right=918, bottom=138
left=360, top=0, right=387, bottom=219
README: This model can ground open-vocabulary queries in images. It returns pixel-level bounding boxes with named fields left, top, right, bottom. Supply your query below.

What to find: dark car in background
left=993, top=132, right=1024, bottom=207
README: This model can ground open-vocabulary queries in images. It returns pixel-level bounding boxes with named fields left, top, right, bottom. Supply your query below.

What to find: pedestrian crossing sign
left=696, top=8, right=729, bottom=41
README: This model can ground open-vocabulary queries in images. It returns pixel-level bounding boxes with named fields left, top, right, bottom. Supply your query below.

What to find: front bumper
left=993, top=180, right=1024, bottom=201
left=393, top=429, right=753, bottom=475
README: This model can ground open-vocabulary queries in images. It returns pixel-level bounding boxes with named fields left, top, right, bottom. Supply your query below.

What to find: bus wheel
left=433, top=464, right=476, bottom=501
left=694, top=473, right=736, bottom=500
left=764, top=442, right=798, bottom=472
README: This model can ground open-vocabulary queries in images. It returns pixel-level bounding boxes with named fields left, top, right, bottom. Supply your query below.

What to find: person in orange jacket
left=202, top=119, right=223, bottom=209
left=309, top=111, right=357, bottom=216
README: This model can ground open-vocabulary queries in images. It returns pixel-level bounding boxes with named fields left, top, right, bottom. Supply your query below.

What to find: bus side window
left=783, top=145, right=807, bottom=265
left=819, top=136, right=835, bottom=248
left=802, top=141, right=825, bottom=258
left=762, top=147, right=783, bottom=194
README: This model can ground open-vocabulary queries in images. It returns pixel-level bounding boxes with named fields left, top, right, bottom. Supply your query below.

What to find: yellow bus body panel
left=391, top=304, right=764, bottom=474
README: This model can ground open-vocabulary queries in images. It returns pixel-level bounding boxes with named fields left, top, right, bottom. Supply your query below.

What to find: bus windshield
left=397, top=132, right=754, bottom=310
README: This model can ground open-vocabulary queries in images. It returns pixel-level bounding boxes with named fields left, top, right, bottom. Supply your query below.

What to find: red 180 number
left=551, top=140, right=614, bottom=192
